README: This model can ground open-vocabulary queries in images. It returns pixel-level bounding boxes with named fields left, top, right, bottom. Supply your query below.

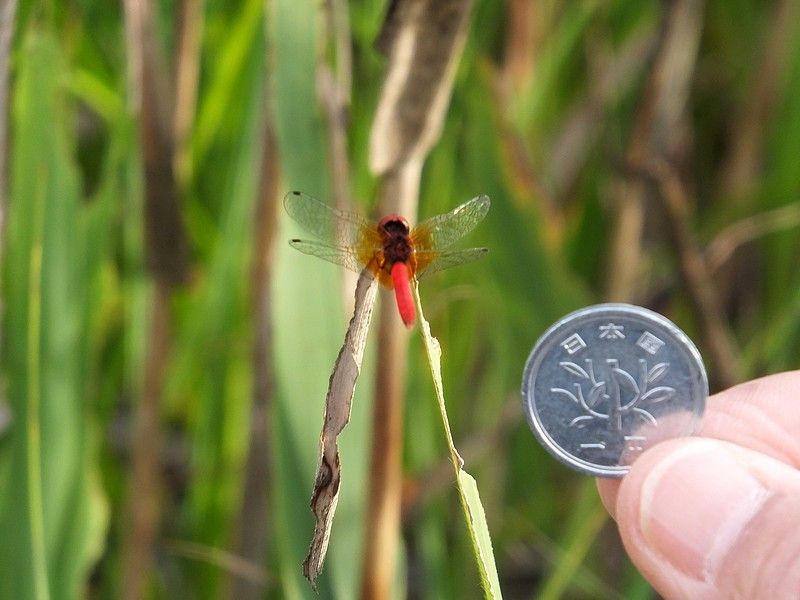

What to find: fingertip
left=595, top=478, right=621, bottom=520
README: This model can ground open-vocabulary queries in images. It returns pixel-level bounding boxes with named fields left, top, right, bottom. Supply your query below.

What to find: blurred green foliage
left=2, top=0, right=800, bottom=598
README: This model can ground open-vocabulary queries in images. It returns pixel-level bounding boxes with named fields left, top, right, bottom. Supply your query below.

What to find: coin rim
left=521, top=303, right=709, bottom=478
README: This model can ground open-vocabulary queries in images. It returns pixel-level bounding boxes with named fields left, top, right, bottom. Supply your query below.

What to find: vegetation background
left=2, top=0, right=799, bottom=598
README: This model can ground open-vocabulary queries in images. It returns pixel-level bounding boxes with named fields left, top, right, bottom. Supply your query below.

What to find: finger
left=614, top=437, right=800, bottom=599
left=597, top=370, right=800, bottom=519
left=697, top=370, right=800, bottom=466
left=596, top=478, right=621, bottom=519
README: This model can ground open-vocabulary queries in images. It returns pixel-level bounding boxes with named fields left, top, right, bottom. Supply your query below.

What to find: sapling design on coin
left=553, top=358, right=676, bottom=430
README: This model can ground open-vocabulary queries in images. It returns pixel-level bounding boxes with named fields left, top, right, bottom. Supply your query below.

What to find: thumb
left=611, top=437, right=800, bottom=599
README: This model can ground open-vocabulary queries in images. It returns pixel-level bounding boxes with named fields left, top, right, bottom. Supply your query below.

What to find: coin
left=521, top=304, right=708, bottom=478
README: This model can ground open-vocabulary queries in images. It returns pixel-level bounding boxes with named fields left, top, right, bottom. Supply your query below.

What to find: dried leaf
left=302, top=270, right=378, bottom=587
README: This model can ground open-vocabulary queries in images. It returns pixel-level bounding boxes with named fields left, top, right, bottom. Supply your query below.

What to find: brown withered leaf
left=302, top=269, right=378, bottom=587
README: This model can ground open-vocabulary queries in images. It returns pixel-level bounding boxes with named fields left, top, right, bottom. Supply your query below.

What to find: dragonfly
left=284, top=191, right=491, bottom=328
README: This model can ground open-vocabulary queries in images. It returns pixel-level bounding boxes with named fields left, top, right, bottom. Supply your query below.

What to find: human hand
left=597, top=371, right=800, bottom=599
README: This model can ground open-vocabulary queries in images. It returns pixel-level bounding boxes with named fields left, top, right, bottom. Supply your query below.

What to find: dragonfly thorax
left=378, top=215, right=414, bottom=266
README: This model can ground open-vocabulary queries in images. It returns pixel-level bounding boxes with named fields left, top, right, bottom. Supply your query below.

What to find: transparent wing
left=288, top=239, right=369, bottom=274
left=415, top=247, right=488, bottom=279
left=284, top=190, right=372, bottom=247
left=411, top=195, right=490, bottom=251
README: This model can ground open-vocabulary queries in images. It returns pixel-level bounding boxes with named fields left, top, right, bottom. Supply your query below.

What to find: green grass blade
left=167, top=62, right=266, bottom=595
left=1, top=28, right=106, bottom=600
left=24, top=143, right=49, bottom=600
left=413, top=281, right=503, bottom=599
left=193, top=0, right=264, bottom=167
left=537, top=481, right=609, bottom=600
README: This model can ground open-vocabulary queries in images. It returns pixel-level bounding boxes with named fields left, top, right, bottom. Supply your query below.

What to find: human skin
left=597, top=370, right=800, bottom=599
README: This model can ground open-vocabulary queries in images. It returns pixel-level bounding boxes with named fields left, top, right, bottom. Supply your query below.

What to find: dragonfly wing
left=415, top=247, right=488, bottom=279
left=284, top=190, right=372, bottom=247
left=411, top=195, right=490, bottom=250
left=289, top=239, right=371, bottom=274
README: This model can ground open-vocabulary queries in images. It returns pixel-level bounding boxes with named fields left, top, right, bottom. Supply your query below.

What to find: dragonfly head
left=377, top=214, right=411, bottom=236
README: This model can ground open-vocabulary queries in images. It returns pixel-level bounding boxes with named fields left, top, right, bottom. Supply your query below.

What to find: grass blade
left=1, top=28, right=107, bottom=600
left=413, top=281, right=503, bottom=599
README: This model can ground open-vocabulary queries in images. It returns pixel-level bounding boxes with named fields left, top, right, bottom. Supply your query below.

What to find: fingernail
left=639, top=439, right=770, bottom=583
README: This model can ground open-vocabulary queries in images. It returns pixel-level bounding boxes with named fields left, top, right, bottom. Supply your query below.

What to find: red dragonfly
left=284, top=191, right=490, bottom=328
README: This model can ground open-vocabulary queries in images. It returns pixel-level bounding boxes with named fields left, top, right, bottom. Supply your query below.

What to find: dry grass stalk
left=706, top=203, right=800, bottom=272
left=0, top=0, right=18, bottom=382
left=0, top=0, right=16, bottom=233
left=121, top=0, right=190, bottom=596
left=362, top=1, right=476, bottom=597
left=224, top=107, right=280, bottom=600
left=719, top=0, right=800, bottom=200
left=606, top=0, right=704, bottom=303
left=647, top=160, right=743, bottom=388
left=173, top=0, right=204, bottom=186
left=166, top=539, right=269, bottom=586
left=318, top=0, right=356, bottom=307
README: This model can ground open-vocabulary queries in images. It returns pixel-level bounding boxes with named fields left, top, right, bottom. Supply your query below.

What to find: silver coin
left=521, top=304, right=708, bottom=478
